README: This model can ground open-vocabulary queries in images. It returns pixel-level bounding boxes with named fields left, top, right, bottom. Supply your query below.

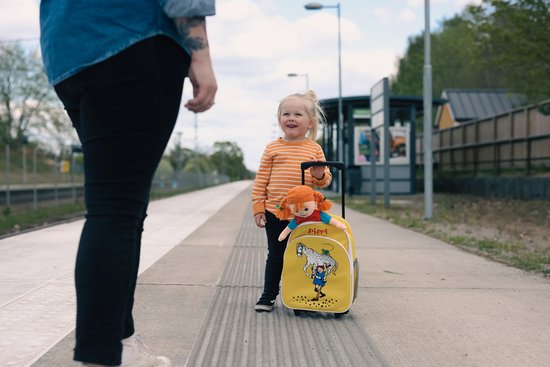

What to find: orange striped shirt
left=252, top=138, right=332, bottom=215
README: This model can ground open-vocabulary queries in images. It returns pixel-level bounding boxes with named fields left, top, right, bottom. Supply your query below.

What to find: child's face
left=278, top=97, right=313, bottom=141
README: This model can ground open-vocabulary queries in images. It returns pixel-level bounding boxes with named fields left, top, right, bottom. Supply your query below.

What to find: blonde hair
left=277, top=90, right=327, bottom=140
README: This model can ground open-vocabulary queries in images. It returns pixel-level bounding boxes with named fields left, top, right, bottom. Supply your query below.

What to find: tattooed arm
left=174, top=16, right=217, bottom=113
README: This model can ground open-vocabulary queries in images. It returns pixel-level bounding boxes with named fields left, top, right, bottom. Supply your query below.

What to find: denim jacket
left=40, top=0, right=215, bottom=85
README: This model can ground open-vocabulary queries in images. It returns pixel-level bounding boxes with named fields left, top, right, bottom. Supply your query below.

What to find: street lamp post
left=194, top=113, right=198, bottom=152
left=22, top=135, right=29, bottom=184
left=423, top=0, right=433, bottom=219
left=287, top=73, right=310, bottom=91
left=304, top=2, right=343, bottom=171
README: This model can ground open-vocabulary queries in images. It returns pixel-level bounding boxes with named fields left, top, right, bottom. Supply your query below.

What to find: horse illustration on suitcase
left=296, top=242, right=339, bottom=277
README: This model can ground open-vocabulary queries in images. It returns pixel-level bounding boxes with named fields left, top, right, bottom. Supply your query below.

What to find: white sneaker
left=121, top=335, right=171, bottom=367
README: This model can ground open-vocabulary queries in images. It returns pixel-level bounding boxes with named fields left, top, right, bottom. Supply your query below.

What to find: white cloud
left=406, top=0, right=424, bottom=7
left=372, top=7, right=393, bottom=24
left=454, top=0, right=483, bottom=7
left=407, top=0, right=450, bottom=8
left=345, top=48, right=399, bottom=83
left=200, top=0, right=369, bottom=169
left=372, top=6, right=416, bottom=25
left=397, top=9, right=417, bottom=23
left=0, top=0, right=476, bottom=170
left=0, top=0, right=39, bottom=41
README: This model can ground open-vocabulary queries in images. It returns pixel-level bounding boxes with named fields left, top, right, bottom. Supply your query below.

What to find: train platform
left=1, top=181, right=549, bottom=367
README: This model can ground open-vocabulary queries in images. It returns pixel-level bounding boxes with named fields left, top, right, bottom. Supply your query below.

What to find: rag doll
left=276, top=185, right=346, bottom=241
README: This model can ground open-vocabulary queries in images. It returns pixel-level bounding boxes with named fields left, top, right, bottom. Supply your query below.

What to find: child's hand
left=278, top=227, right=291, bottom=242
left=330, top=218, right=347, bottom=230
left=309, top=165, right=325, bottom=180
left=335, top=221, right=346, bottom=230
left=254, top=213, right=266, bottom=228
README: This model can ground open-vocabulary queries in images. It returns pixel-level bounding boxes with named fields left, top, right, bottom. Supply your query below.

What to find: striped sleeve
left=252, top=146, right=272, bottom=215
left=252, top=139, right=333, bottom=215
left=311, top=144, right=332, bottom=188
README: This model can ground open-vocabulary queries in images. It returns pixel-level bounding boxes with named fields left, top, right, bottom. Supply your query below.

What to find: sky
left=0, top=0, right=481, bottom=170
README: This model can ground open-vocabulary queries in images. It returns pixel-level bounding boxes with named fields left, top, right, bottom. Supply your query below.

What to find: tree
left=0, top=43, right=74, bottom=150
left=209, top=141, right=250, bottom=180
left=431, top=15, right=494, bottom=91
left=472, top=0, right=550, bottom=101
left=163, top=140, right=252, bottom=180
left=166, top=138, right=195, bottom=178
left=391, top=34, right=424, bottom=96
left=391, top=14, right=493, bottom=98
left=391, top=0, right=550, bottom=103
left=183, top=152, right=213, bottom=174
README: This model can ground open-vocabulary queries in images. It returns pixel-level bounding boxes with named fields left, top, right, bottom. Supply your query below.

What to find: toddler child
left=252, top=90, right=332, bottom=312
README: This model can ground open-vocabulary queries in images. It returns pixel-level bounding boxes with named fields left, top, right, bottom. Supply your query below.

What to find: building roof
left=442, top=89, right=526, bottom=122
left=319, top=95, right=445, bottom=119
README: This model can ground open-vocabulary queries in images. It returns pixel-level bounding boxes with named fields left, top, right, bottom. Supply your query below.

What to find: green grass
left=0, top=185, right=211, bottom=238
left=341, top=195, right=550, bottom=277
left=0, top=202, right=86, bottom=237
left=509, top=253, right=550, bottom=274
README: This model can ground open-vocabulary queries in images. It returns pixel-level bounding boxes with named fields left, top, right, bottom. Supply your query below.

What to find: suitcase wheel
left=334, top=311, right=349, bottom=319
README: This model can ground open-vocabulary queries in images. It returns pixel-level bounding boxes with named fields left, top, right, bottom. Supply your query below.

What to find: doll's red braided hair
left=276, top=185, right=332, bottom=220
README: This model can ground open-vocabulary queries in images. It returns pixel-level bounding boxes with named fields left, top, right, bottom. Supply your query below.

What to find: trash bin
left=348, top=166, right=362, bottom=195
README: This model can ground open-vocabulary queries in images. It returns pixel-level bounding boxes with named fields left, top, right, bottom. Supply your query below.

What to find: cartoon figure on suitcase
left=294, top=243, right=339, bottom=300
left=311, top=263, right=327, bottom=301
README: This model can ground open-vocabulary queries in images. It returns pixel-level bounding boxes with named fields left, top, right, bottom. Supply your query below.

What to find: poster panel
left=388, top=126, right=409, bottom=164
left=354, top=126, right=409, bottom=165
left=354, top=127, right=380, bottom=165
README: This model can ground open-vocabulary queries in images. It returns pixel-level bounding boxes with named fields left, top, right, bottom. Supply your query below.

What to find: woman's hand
left=174, top=16, right=217, bottom=112
left=185, top=53, right=217, bottom=112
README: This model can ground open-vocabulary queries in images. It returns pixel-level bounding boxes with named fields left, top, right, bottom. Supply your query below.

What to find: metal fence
left=1, top=145, right=230, bottom=209
left=416, top=99, right=550, bottom=176
left=1, top=146, right=83, bottom=208
left=152, top=171, right=230, bottom=192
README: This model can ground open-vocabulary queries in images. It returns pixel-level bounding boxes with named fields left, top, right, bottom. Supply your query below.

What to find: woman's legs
left=54, top=36, right=189, bottom=365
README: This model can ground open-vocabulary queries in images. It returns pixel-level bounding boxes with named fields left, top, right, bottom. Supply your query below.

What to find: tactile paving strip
left=186, top=212, right=390, bottom=367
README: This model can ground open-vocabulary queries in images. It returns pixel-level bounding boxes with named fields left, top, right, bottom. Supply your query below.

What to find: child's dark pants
left=262, top=211, right=290, bottom=300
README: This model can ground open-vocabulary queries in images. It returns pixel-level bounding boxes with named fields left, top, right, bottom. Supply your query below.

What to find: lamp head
left=304, top=2, right=323, bottom=10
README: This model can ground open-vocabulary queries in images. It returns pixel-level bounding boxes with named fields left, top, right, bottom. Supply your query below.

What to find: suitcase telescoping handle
left=301, top=161, right=346, bottom=219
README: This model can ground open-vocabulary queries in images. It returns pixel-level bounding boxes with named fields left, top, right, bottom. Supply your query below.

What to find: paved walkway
left=1, top=181, right=549, bottom=367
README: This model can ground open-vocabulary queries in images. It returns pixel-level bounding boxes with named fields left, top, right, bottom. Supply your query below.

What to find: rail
left=416, top=100, right=550, bottom=176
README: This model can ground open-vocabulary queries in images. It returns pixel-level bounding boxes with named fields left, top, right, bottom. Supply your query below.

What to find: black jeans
left=261, top=211, right=290, bottom=300
left=54, top=36, right=190, bottom=365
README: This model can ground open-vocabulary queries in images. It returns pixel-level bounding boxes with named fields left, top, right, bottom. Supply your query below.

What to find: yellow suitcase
left=281, top=162, right=359, bottom=318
